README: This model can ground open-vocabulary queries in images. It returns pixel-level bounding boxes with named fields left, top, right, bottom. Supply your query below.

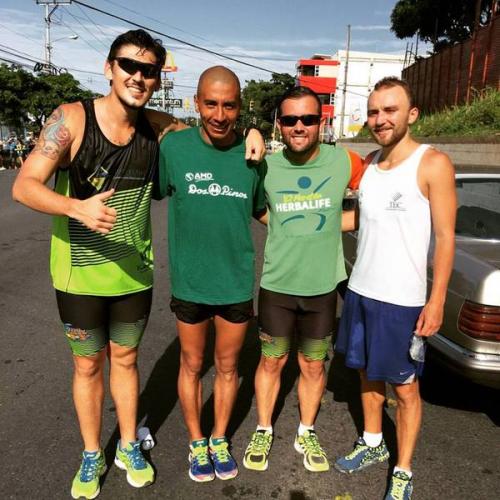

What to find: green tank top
left=50, top=100, right=157, bottom=296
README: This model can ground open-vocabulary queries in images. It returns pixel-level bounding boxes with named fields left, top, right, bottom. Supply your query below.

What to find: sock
left=256, top=424, right=273, bottom=434
left=394, top=466, right=412, bottom=478
left=298, top=422, right=314, bottom=436
left=363, top=431, right=383, bottom=447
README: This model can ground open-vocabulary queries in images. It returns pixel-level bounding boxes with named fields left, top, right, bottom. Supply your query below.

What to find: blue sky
left=1, top=0, right=421, bottom=113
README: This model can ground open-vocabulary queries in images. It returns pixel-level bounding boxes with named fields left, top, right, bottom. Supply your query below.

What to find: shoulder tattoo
left=33, top=107, right=71, bottom=160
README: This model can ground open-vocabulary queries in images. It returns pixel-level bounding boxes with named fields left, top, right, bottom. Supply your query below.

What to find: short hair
left=373, top=77, right=415, bottom=108
left=107, top=29, right=166, bottom=68
left=277, top=86, right=322, bottom=117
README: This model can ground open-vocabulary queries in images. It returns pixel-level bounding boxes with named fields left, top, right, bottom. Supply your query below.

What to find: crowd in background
left=0, top=136, right=36, bottom=170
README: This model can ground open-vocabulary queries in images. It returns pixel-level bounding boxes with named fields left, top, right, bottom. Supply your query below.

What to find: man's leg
left=109, top=343, right=139, bottom=445
left=392, top=379, right=422, bottom=471
left=297, top=353, right=325, bottom=426
left=177, top=319, right=210, bottom=441
left=254, top=353, right=289, bottom=427
left=109, top=289, right=154, bottom=488
left=360, top=369, right=386, bottom=434
left=212, top=315, right=248, bottom=438
left=72, top=350, right=107, bottom=451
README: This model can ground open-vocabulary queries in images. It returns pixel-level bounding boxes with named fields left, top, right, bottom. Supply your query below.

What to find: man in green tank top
left=243, top=87, right=363, bottom=474
left=12, top=29, right=265, bottom=499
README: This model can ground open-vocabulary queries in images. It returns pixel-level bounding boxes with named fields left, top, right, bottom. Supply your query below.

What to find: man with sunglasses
left=243, top=86, right=363, bottom=473
left=12, top=29, right=264, bottom=499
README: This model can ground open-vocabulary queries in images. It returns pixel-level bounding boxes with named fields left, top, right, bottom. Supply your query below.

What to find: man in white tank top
left=335, top=77, right=456, bottom=500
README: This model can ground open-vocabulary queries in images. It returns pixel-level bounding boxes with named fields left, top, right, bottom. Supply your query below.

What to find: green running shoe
left=71, top=449, right=106, bottom=499
left=243, top=430, right=273, bottom=471
left=114, top=440, right=154, bottom=488
left=294, top=430, right=330, bottom=472
left=385, top=471, right=413, bottom=499
left=335, top=437, right=389, bottom=474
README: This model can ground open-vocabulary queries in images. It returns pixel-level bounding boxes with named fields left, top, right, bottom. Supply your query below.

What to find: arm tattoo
left=33, top=107, right=71, bottom=160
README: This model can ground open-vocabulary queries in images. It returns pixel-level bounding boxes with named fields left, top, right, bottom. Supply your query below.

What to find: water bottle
left=409, top=335, right=426, bottom=362
left=137, top=426, right=155, bottom=450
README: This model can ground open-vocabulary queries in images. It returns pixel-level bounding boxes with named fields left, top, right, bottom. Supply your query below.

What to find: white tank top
left=348, top=144, right=431, bottom=306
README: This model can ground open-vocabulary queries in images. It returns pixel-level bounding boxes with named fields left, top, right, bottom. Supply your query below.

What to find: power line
left=72, top=0, right=277, bottom=74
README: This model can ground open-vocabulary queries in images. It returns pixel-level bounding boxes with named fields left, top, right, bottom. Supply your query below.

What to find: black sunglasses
left=279, top=114, right=321, bottom=127
left=113, top=57, right=160, bottom=79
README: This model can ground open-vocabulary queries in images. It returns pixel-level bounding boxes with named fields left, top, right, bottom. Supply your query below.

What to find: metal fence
left=402, top=13, right=500, bottom=113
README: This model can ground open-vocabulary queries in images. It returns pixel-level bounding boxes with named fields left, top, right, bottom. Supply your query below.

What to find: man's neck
left=100, top=93, right=139, bottom=127
left=284, top=143, right=321, bottom=165
left=379, top=134, right=420, bottom=168
left=199, top=127, right=237, bottom=148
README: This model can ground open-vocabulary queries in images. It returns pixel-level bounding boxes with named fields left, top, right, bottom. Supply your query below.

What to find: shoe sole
left=294, top=440, right=330, bottom=472
left=242, top=455, right=268, bottom=471
left=334, top=453, right=390, bottom=474
left=214, top=468, right=238, bottom=480
left=114, top=457, right=153, bottom=488
left=71, top=465, right=107, bottom=499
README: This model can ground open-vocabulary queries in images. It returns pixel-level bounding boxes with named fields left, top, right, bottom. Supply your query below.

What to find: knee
left=214, top=355, right=238, bottom=380
left=74, top=356, right=103, bottom=379
left=394, top=383, right=420, bottom=408
left=298, top=356, right=324, bottom=379
left=260, top=353, right=288, bottom=374
left=110, top=349, right=138, bottom=371
left=180, top=351, right=203, bottom=376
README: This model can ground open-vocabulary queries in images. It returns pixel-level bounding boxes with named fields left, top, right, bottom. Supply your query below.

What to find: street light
left=52, top=34, right=79, bottom=43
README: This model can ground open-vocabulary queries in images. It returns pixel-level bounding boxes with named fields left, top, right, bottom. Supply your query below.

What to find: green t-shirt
left=261, top=144, right=355, bottom=296
left=157, top=127, right=266, bottom=305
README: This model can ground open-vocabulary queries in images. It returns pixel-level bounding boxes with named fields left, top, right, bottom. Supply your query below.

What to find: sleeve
left=253, top=159, right=268, bottom=214
left=153, top=137, right=172, bottom=200
left=346, top=149, right=365, bottom=190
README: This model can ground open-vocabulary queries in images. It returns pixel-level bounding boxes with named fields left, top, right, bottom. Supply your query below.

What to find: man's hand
left=245, top=128, right=266, bottom=162
left=414, top=300, right=444, bottom=337
left=70, top=189, right=117, bottom=234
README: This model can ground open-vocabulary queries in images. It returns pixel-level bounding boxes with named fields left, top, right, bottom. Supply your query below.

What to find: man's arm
left=244, top=128, right=266, bottom=162
left=341, top=209, right=357, bottom=231
left=12, top=104, right=117, bottom=234
left=415, top=149, right=456, bottom=337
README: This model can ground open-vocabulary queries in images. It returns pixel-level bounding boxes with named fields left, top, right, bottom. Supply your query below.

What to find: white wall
left=333, top=50, right=405, bottom=138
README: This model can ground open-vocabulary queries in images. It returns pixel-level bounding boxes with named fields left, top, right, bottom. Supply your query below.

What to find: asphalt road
left=1, top=169, right=499, bottom=500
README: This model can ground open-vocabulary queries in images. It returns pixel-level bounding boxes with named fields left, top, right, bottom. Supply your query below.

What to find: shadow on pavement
left=420, top=356, right=500, bottom=426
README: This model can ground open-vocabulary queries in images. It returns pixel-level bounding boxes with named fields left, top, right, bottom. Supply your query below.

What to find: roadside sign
left=148, top=98, right=183, bottom=108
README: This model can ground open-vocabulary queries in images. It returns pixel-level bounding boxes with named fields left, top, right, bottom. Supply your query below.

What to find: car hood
left=456, top=238, right=500, bottom=270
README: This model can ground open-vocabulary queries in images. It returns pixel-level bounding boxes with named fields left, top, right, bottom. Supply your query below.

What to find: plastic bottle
left=409, top=334, right=426, bottom=362
left=137, top=426, right=155, bottom=450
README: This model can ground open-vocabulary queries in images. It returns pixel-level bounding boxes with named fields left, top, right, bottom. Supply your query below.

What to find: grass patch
left=412, top=88, right=500, bottom=137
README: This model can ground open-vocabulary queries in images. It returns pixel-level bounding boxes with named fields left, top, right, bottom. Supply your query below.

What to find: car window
left=455, top=178, right=500, bottom=240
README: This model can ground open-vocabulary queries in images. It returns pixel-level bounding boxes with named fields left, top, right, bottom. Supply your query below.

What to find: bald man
left=156, top=66, right=267, bottom=482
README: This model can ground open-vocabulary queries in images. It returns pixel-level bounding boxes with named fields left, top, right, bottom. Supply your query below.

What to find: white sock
left=394, top=466, right=412, bottom=478
left=363, top=431, right=383, bottom=447
left=298, top=422, right=314, bottom=436
left=256, top=424, right=273, bottom=434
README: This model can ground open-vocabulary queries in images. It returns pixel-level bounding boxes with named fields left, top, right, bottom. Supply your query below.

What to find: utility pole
left=339, top=24, right=351, bottom=139
left=36, top=1, right=72, bottom=73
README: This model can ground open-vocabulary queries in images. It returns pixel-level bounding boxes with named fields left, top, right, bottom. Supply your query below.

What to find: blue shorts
left=336, top=289, right=424, bottom=384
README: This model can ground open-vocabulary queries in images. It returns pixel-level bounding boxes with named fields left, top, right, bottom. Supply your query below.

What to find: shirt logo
left=87, top=165, right=109, bottom=190
left=187, top=181, right=248, bottom=199
left=386, top=192, right=406, bottom=211
left=185, top=172, right=213, bottom=182
left=275, top=175, right=332, bottom=231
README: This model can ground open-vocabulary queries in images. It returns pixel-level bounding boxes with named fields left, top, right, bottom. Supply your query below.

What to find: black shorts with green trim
left=258, top=287, right=337, bottom=360
left=56, top=288, right=152, bottom=357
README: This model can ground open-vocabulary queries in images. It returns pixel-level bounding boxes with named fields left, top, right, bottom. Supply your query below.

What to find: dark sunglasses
left=279, top=114, right=321, bottom=127
left=113, top=57, right=160, bottom=79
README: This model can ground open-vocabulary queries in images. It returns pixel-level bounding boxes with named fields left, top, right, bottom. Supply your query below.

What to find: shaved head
left=197, top=66, right=241, bottom=96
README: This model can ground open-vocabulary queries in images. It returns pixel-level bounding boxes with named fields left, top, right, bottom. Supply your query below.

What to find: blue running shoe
left=209, top=436, right=238, bottom=480
left=335, top=437, right=389, bottom=474
left=188, top=438, right=215, bottom=482
left=385, top=471, right=413, bottom=499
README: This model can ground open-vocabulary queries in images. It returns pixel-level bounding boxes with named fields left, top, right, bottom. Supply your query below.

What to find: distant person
left=12, top=30, right=264, bottom=499
left=334, top=77, right=456, bottom=500
left=243, top=86, right=363, bottom=473
left=156, top=66, right=266, bottom=483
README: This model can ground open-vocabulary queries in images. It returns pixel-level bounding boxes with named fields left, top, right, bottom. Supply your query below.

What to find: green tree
left=0, top=64, right=95, bottom=134
left=239, top=73, right=295, bottom=139
left=390, top=0, right=496, bottom=52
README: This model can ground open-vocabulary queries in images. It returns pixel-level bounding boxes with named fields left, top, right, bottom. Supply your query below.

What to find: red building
left=296, top=55, right=339, bottom=141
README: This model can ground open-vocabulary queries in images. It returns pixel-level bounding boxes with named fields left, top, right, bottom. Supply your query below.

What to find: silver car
left=342, top=166, right=500, bottom=389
